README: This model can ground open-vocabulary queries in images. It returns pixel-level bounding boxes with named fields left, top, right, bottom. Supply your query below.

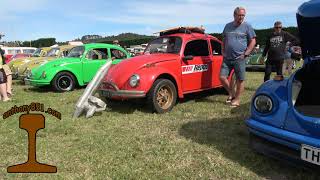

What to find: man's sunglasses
left=274, top=26, right=282, bottom=29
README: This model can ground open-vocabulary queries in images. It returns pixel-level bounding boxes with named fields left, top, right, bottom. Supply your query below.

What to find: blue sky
left=0, top=0, right=306, bottom=42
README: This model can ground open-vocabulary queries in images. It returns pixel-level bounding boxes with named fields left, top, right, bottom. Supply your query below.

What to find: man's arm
left=237, top=38, right=256, bottom=60
left=285, top=31, right=300, bottom=46
left=222, top=38, right=226, bottom=57
left=244, top=38, right=256, bottom=56
left=221, top=26, right=226, bottom=57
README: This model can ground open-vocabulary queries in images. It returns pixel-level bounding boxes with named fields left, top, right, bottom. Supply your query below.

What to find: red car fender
left=135, top=66, right=184, bottom=98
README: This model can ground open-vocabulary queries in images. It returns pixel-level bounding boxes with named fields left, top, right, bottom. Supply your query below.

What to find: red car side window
left=184, top=40, right=209, bottom=56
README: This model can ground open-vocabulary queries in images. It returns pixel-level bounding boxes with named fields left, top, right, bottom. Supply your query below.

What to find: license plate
left=301, top=144, right=320, bottom=165
left=101, top=91, right=112, bottom=97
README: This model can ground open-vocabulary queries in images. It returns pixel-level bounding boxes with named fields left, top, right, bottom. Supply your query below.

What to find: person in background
left=282, top=42, right=294, bottom=76
left=0, top=48, right=10, bottom=101
left=0, top=48, right=13, bottom=97
left=220, top=6, right=256, bottom=107
left=260, top=21, right=300, bottom=81
left=111, top=40, right=125, bottom=59
left=113, top=40, right=120, bottom=46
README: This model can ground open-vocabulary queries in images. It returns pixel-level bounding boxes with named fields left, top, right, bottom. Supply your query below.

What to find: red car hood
left=103, top=53, right=179, bottom=87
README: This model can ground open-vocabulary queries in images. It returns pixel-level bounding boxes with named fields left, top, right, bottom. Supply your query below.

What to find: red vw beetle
left=98, top=27, right=234, bottom=113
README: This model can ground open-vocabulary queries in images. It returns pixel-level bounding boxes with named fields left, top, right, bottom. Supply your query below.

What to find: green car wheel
left=52, top=72, right=76, bottom=92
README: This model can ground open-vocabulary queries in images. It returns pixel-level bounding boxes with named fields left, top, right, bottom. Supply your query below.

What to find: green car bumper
left=24, top=78, right=51, bottom=86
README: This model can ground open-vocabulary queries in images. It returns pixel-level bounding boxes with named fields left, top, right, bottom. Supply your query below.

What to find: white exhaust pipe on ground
left=73, top=61, right=112, bottom=118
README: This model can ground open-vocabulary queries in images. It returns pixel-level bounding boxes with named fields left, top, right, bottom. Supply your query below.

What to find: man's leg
left=231, top=59, right=246, bottom=105
left=6, top=74, right=12, bottom=95
left=233, top=80, right=244, bottom=104
left=276, top=60, right=284, bottom=75
left=219, top=60, right=233, bottom=98
left=0, top=83, right=9, bottom=101
left=264, top=61, right=272, bottom=82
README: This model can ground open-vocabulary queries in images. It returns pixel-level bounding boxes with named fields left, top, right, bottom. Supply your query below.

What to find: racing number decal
left=182, top=64, right=208, bottom=74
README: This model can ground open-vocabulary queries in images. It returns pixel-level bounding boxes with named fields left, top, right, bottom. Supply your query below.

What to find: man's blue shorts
left=220, top=58, right=246, bottom=81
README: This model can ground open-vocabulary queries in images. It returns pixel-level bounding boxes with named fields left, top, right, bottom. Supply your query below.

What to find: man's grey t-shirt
left=223, top=21, right=256, bottom=60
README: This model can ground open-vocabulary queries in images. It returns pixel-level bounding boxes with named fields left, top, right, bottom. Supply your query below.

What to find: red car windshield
left=144, top=36, right=182, bottom=54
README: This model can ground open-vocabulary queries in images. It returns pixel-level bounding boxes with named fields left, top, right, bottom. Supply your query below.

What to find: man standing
left=220, top=7, right=256, bottom=107
left=261, top=21, right=299, bottom=81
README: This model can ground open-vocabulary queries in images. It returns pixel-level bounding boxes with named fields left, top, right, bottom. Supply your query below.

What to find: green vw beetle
left=25, top=43, right=130, bottom=92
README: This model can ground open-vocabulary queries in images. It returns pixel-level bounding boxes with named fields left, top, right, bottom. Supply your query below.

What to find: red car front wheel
left=147, top=79, right=177, bottom=113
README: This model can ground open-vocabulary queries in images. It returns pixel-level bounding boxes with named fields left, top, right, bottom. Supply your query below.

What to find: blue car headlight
left=253, top=95, right=273, bottom=114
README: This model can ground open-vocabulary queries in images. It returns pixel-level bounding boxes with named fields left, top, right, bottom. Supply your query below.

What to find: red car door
left=209, top=39, right=224, bottom=87
left=181, top=39, right=212, bottom=92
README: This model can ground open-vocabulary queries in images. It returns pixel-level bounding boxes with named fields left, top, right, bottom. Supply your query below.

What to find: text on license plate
left=301, top=144, right=320, bottom=166
left=102, top=91, right=111, bottom=97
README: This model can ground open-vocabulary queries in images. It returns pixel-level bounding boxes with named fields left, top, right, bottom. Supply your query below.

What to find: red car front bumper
left=99, top=81, right=146, bottom=99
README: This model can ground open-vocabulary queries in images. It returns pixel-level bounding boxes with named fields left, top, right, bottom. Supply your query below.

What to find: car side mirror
left=182, top=55, right=193, bottom=61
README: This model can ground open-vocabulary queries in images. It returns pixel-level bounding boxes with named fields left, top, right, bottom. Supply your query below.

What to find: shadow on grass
left=22, top=85, right=85, bottom=93
left=180, top=88, right=228, bottom=104
left=23, top=85, right=53, bottom=93
left=105, top=99, right=152, bottom=114
left=105, top=88, right=229, bottom=114
left=179, top=114, right=319, bottom=179
left=245, top=86, right=260, bottom=92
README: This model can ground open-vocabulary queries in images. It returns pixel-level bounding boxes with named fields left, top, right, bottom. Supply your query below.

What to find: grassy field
left=0, top=71, right=318, bottom=179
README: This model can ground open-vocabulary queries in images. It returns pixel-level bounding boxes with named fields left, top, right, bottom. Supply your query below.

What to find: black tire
left=52, top=72, right=76, bottom=92
left=147, top=79, right=177, bottom=113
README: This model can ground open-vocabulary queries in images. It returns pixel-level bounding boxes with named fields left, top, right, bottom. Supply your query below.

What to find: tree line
left=1, top=27, right=299, bottom=48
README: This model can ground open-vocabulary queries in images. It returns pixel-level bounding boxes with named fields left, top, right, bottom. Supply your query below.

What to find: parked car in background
left=245, top=48, right=265, bottom=71
left=246, top=0, right=320, bottom=168
left=1, top=46, right=37, bottom=60
left=25, top=43, right=130, bottom=92
left=8, top=47, right=50, bottom=78
left=98, top=27, right=234, bottom=113
left=18, top=45, right=75, bottom=78
left=5, top=53, right=32, bottom=64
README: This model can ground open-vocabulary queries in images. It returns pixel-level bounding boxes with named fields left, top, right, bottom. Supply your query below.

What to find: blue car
left=246, top=0, right=320, bottom=168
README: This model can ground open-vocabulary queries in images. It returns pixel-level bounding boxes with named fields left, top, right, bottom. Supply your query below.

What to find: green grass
left=0, top=71, right=318, bottom=179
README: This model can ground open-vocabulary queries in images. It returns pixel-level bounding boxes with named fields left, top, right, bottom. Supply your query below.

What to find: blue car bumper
left=246, top=118, right=320, bottom=169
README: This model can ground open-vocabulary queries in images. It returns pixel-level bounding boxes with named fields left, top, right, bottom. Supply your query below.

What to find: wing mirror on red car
left=182, top=55, right=194, bottom=61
